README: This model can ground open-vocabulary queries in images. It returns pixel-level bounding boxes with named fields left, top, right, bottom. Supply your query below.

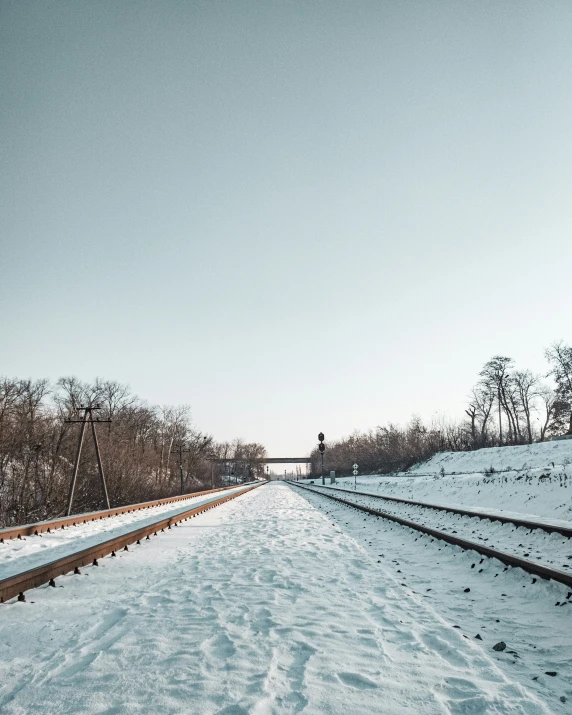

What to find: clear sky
left=1, top=1, right=571, bottom=457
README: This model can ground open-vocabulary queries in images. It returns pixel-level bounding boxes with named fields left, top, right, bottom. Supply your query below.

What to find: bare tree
left=479, top=356, right=515, bottom=444
left=465, top=386, right=495, bottom=445
left=545, top=341, right=572, bottom=435
left=538, top=384, right=558, bottom=441
left=309, top=414, right=472, bottom=477
left=0, top=376, right=264, bottom=527
left=512, top=370, right=539, bottom=444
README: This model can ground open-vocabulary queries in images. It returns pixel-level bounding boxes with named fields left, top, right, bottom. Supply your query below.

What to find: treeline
left=0, top=377, right=266, bottom=527
left=310, top=341, right=572, bottom=476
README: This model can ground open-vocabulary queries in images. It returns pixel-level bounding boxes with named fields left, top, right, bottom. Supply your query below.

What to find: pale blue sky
left=1, top=1, right=571, bottom=456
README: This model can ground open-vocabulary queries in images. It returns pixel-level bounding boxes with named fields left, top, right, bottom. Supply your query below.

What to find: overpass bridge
left=208, top=457, right=312, bottom=464
left=209, top=457, right=313, bottom=482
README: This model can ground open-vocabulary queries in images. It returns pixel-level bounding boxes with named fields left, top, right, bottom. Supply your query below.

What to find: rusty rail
left=0, top=482, right=258, bottom=542
left=308, top=484, right=572, bottom=538
left=0, top=482, right=264, bottom=603
left=289, top=482, right=572, bottom=589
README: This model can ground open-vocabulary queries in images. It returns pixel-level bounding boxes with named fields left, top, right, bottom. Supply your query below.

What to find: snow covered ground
left=1, top=482, right=569, bottom=713
left=318, top=441, right=572, bottom=523
left=0, top=485, right=250, bottom=581
left=308, top=484, right=572, bottom=574
left=414, top=441, right=572, bottom=475
left=292, top=485, right=572, bottom=713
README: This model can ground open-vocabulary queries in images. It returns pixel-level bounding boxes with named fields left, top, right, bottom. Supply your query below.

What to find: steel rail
left=289, top=482, right=572, bottom=589
left=0, top=482, right=264, bottom=603
left=0, top=482, right=259, bottom=542
left=307, top=483, right=572, bottom=538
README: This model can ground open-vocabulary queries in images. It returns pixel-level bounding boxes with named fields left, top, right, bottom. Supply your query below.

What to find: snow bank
left=320, top=440, right=572, bottom=523
left=412, top=439, right=572, bottom=474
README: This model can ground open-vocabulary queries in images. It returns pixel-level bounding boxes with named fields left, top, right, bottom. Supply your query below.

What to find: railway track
left=289, top=482, right=572, bottom=589
left=0, top=482, right=257, bottom=542
left=307, top=483, right=572, bottom=537
left=0, top=482, right=264, bottom=603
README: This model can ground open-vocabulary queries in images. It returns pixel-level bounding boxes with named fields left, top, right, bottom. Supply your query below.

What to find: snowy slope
left=326, top=441, right=572, bottom=523
left=413, top=440, right=572, bottom=474
left=0, top=483, right=560, bottom=714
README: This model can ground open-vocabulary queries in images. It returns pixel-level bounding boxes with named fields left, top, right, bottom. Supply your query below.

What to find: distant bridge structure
left=208, top=457, right=312, bottom=464
left=208, top=457, right=313, bottom=484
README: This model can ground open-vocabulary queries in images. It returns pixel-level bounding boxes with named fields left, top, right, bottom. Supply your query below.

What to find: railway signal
left=318, top=432, right=325, bottom=478
left=353, top=462, right=359, bottom=489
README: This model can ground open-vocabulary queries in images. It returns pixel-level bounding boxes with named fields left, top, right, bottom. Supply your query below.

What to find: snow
left=308, top=485, right=572, bottom=578
left=317, top=441, right=572, bottom=524
left=0, top=485, right=250, bottom=581
left=1, top=483, right=568, bottom=713
left=413, top=441, right=572, bottom=475
left=291, top=484, right=572, bottom=713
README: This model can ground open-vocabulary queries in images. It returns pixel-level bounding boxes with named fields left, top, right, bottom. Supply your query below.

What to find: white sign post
left=352, top=463, right=358, bottom=489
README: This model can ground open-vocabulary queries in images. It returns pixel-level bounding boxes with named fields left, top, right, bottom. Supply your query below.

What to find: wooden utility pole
left=65, top=405, right=111, bottom=516
left=170, top=443, right=191, bottom=495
